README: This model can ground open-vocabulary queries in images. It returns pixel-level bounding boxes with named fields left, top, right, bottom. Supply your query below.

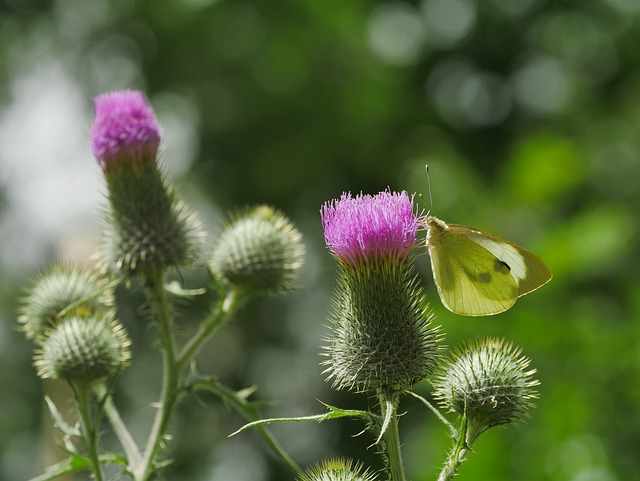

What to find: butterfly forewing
left=450, top=226, right=553, bottom=296
left=428, top=228, right=519, bottom=316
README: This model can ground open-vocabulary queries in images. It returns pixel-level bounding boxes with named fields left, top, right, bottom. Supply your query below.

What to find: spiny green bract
left=34, top=314, right=131, bottom=382
left=101, top=160, right=205, bottom=276
left=299, top=458, right=377, bottom=481
left=433, top=337, right=539, bottom=442
left=18, top=264, right=113, bottom=341
left=209, top=205, right=304, bottom=294
left=324, top=258, right=440, bottom=393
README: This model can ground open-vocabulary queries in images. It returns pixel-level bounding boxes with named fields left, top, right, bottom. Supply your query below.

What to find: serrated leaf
left=188, top=375, right=304, bottom=476
left=316, top=401, right=372, bottom=420
left=229, top=401, right=373, bottom=437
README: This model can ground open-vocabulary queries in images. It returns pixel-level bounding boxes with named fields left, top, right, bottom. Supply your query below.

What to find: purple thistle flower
left=320, top=190, right=418, bottom=266
left=322, top=190, right=438, bottom=392
left=90, top=90, right=161, bottom=169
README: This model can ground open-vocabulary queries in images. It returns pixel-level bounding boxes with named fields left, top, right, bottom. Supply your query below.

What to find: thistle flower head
left=299, top=458, right=377, bottom=481
left=321, top=190, right=439, bottom=393
left=18, top=264, right=113, bottom=341
left=210, top=205, right=304, bottom=295
left=321, top=191, right=418, bottom=267
left=91, top=90, right=161, bottom=169
left=91, top=90, right=205, bottom=276
left=34, top=314, right=131, bottom=383
left=433, top=337, right=539, bottom=444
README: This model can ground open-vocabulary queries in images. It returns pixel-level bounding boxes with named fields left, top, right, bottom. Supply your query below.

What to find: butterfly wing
left=428, top=228, right=519, bottom=316
left=449, top=225, right=553, bottom=297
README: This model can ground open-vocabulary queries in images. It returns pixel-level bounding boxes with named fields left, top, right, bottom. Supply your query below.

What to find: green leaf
left=408, top=390, right=458, bottom=438
left=229, top=401, right=373, bottom=437
left=27, top=454, right=91, bottom=481
left=189, top=375, right=303, bottom=476
left=67, top=451, right=92, bottom=471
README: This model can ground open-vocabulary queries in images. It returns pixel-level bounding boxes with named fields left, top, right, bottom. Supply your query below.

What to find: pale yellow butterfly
left=422, top=168, right=552, bottom=316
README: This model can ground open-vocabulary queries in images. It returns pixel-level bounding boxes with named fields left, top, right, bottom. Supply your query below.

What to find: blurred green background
left=1, top=0, right=639, bottom=480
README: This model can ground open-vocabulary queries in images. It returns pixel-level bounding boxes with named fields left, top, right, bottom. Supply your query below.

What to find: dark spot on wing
left=495, top=260, right=510, bottom=273
left=478, top=272, right=492, bottom=283
left=462, top=259, right=511, bottom=286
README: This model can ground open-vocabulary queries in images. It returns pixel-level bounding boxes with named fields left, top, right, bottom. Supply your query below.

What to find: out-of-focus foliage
left=1, top=0, right=639, bottom=480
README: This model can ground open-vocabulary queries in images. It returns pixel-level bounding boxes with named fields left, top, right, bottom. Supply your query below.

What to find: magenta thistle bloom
left=321, top=190, right=438, bottom=392
left=90, top=90, right=161, bottom=169
left=91, top=90, right=203, bottom=275
left=320, top=191, right=418, bottom=266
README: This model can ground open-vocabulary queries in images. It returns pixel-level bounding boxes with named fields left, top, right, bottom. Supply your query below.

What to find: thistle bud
left=321, top=191, right=439, bottom=393
left=91, top=90, right=204, bottom=276
left=34, top=314, right=131, bottom=382
left=433, top=338, right=539, bottom=444
left=209, top=205, right=304, bottom=295
left=18, top=264, right=112, bottom=341
left=299, top=459, right=377, bottom=481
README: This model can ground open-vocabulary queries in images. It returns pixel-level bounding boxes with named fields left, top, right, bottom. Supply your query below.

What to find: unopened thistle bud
left=299, top=458, right=377, bottom=481
left=433, top=337, right=539, bottom=445
left=18, top=264, right=112, bottom=341
left=91, top=90, right=204, bottom=276
left=209, top=205, right=304, bottom=295
left=34, top=314, right=131, bottom=382
left=321, top=191, right=439, bottom=393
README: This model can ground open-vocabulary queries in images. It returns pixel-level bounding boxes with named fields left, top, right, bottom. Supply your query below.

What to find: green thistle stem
left=133, top=276, right=249, bottom=481
left=136, top=268, right=179, bottom=481
left=408, top=391, right=458, bottom=438
left=94, top=383, right=142, bottom=468
left=437, top=411, right=470, bottom=481
left=177, top=288, right=246, bottom=370
left=379, top=391, right=406, bottom=481
left=74, top=381, right=104, bottom=481
left=438, top=442, right=469, bottom=481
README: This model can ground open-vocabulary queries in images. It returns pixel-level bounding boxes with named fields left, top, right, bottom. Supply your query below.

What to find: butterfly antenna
left=425, top=164, right=433, bottom=215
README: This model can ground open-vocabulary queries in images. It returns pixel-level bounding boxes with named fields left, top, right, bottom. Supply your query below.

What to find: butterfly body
left=425, top=215, right=552, bottom=316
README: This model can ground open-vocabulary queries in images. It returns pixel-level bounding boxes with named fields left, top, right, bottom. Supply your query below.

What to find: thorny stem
left=437, top=410, right=471, bottom=481
left=379, top=391, right=406, bottom=481
left=135, top=268, right=178, bottom=481
left=74, top=381, right=104, bottom=481
left=132, top=275, right=245, bottom=481
left=94, top=383, right=142, bottom=468
left=178, top=289, right=246, bottom=370
left=407, top=391, right=458, bottom=438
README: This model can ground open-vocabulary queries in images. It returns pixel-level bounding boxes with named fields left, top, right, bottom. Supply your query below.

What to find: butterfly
left=424, top=215, right=552, bottom=316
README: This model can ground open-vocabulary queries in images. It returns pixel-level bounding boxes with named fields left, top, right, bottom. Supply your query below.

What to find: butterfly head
left=424, top=215, right=447, bottom=241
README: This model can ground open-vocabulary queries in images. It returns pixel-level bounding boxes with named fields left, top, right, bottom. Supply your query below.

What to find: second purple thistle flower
left=90, top=90, right=161, bottom=169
